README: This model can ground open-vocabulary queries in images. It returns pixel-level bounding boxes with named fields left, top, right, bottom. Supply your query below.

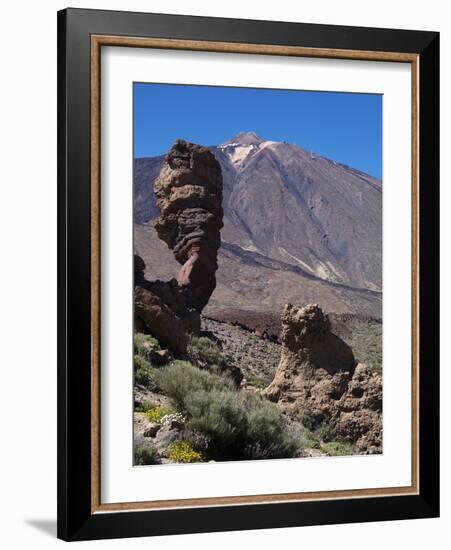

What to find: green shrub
left=134, top=354, right=158, bottom=388
left=134, top=332, right=161, bottom=356
left=321, top=441, right=356, bottom=456
left=184, top=386, right=299, bottom=461
left=188, top=336, right=226, bottom=367
left=296, top=424, right=321, bottom=450
left=315, top=423, right=335, bottom=443
left=134, top=445, right=159, bottom=465
left=134, top=332, right=167, bottom=367
left=155, top=362, right=298, bottom=461
left=298, top=411, right=335, bottom=442
left=298, top=411, right=318, bottom=432
left=144, top=405, right=173, bottom=423
left=134, top=400, right=156, bottom=413
left=154, top=361, right=232, bottom=409
left=168, top=440, right=203, bottom=463
left=244, top=394, right=299, bottom=459
left=245, top=371, right=274, bottom=389
left=185, top=389, right=248, bottom=458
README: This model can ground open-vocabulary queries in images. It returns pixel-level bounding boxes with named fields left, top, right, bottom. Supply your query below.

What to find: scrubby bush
left=134, top=400, right=156, bottom=413
left=134, top=332, right=160, bottom=356
left=144, top=405, right=173, bottom=423
left=298, top=410, right=318, bottom=432
left=297, top=411, right=338, bottom=447
left=134, top=445, right=159, bottom=465
left=134, top=332, right=171, bottom=366
left=245, top=394, right=299, bottom=459
left=244, top=370, right=274, bottom=389
left=296, top=424, right=321, bottom=450
left=314, top=423, right=335, bottom=443
left=154, top=362, right=298, bottom=461
left=185, top=390, right=248, bottom=458
left=154, top=360, right=232, bottom=409
left=188, top=336, right=226, bottom=367
left=321, top=441, right=356, bottom=456
left=168, top=439, right=203, bottom=463
left=134, top=355, right=158, bottom=388
left=183, top=385, right=299, bottom=461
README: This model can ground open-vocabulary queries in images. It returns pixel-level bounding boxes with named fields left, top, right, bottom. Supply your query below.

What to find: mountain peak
left=223, top=131, right=265, bottom=146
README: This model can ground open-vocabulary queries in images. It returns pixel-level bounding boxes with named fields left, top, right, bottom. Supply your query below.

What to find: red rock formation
left=154, top=139, right=223, bottom=312
left=134, top=140, right=224, bottom=357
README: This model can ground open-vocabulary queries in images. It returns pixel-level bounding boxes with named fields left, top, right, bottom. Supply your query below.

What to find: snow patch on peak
left=218, top=133, right=291, bottom=168
left=221, top=143, right=257, bottom=165
left=259, top=140, right=280, bottom=150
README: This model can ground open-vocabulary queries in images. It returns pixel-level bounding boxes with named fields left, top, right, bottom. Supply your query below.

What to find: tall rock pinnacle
left=154, top=139, right=223, bottom=312
left=134, top=139, right=224, bottom=357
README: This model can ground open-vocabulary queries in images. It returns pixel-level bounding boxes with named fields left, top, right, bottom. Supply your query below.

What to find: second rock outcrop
left=262, top=303, right=382, bottom=453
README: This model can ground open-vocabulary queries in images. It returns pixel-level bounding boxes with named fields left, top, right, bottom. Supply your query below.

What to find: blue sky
left=134, top=83, right=382, bottom=179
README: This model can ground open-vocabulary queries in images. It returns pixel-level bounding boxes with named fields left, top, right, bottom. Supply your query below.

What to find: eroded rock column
left=154, top=139, right=223, bottom=312
left=134, top=140, right=223, bottom=357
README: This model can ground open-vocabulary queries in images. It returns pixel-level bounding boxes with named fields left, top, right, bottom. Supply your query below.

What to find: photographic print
left=133, top=83, right=383, bottom=466
left=58, top=11, right=439, bottom=539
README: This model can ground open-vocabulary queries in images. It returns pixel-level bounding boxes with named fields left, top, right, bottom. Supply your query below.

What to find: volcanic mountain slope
left=134, top=132, right=382, bottom=320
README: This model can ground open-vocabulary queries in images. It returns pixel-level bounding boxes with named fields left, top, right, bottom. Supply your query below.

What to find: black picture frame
left=57, top=7, right=439, bottom=541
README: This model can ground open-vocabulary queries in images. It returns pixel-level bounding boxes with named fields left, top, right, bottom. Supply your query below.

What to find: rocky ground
left=201, top=316, right=281, bottom=388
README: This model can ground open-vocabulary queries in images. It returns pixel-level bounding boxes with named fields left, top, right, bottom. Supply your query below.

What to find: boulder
left=143, top=422, right=161, bottom=438
left=335, top=363, right=382, bottom=453
left=134, top=278, right=200, bottom=358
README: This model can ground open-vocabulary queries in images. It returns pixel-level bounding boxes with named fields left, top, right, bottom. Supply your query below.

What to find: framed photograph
left=57, top=8, right=439, bottom=541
